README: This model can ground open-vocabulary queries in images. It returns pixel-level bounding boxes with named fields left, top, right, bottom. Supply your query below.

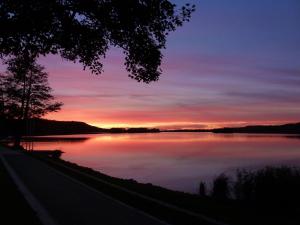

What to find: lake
left=28, top=132, right=300, bottom=193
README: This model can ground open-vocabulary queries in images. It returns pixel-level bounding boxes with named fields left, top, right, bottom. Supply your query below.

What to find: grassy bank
left=29, top=152, right=300, bottom=225
left=0, top=158, right=42, bottom=225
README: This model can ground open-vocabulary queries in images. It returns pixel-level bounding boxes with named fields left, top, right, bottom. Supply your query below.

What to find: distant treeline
left=212, top=123, right=300, bottom=134
left=164, top=129, right=207, bottom=133
left=164, top=122, right=300, bottom=134
left=0, top=118, right=160, bottom=137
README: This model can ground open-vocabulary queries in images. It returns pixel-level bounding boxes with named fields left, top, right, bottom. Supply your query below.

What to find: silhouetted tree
left=0, top=55, right=62, bottom=146
left=199, top=181, right=207, bottom=197
left=0, top=73, right=5, bottom=118
left=233, top=169, right=255, bottom=202
left=0, top=0, right=195, bottom=83
left=211, top=174, right=230, bottom=201
left=0, top=73, right=7, bottom=139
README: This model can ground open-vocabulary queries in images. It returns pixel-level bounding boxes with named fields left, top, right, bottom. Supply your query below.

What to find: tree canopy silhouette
left=0, top=55, right=62, bottom=120
left=0, top=55, right=62, bottom=145
left=0, top=0, right=195, bottom=83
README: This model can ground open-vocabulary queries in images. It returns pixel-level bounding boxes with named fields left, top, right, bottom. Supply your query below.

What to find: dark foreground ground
left=0, top=158, right=42, bottom=225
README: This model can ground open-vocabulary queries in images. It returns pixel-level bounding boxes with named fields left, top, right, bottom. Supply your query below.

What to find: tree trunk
left=19, top=71, right=27, bottom=120
left=14, top=69, right=31, bottom=148
left=0, top=80, right=5, bottom=118
left=24, top=71, right=32, bottom=122
left=13, top=119, right=25, bottom=149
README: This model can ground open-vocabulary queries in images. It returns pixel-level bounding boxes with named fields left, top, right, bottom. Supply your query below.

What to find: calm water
left=29, top=132, right=300, bottom=193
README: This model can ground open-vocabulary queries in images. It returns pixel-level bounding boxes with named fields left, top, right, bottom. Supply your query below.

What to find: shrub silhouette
left=198, top=182, right=207, bottom=197
left=207, top=166, right=300, bottom=209
left=211, top=173, right=230, bottom=201
left=233, top=166, right=300, bottom=209
left=234, top=169, right=255, bottom=202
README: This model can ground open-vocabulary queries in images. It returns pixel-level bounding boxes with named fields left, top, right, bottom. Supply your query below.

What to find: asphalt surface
left=0, top=147, right=167, bottom=225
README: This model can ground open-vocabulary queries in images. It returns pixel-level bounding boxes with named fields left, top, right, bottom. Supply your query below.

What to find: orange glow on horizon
left=45, top=111, right=296, bottom=130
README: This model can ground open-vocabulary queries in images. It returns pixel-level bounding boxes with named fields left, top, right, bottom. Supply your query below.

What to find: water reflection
left=31, top=132, right=300, bottom=193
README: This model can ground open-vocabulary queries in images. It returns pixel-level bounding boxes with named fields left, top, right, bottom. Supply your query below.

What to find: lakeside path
left=0, top=146, right=168, bottom=225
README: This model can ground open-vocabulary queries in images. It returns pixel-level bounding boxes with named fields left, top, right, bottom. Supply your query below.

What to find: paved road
left=0, top=147, right=167, bottom=225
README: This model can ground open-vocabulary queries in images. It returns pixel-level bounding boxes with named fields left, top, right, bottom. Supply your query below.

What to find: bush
left=206, top=166, right=300, bottom=209
left=233, top=166, right=300, bottom=208
left=211, top=173, right=230, bottom=201
left=198, top=182, right=207, bottom=197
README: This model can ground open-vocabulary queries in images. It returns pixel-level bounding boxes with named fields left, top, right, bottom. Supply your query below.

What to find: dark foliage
left=107, top=128, right=160, bottom=133
left=0, top=55, right=62, bottom=121
left=212, top=123, right=300, bottom=134
left=207, top=166, right=300, bottom=210
left=127, top=127, right=160, bottom=133
left=211, top=173, right=230, bottom=201
left=199, top=181, right=207, bottom=197
left=0, top=0, right=195, bottom=83
left=233, top=166, right=300, bottom=209
left=0, top=56, right=62, bottom=145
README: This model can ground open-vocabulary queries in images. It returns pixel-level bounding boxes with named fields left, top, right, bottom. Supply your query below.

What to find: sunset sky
left=4, top=0, right=300, bottom=129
